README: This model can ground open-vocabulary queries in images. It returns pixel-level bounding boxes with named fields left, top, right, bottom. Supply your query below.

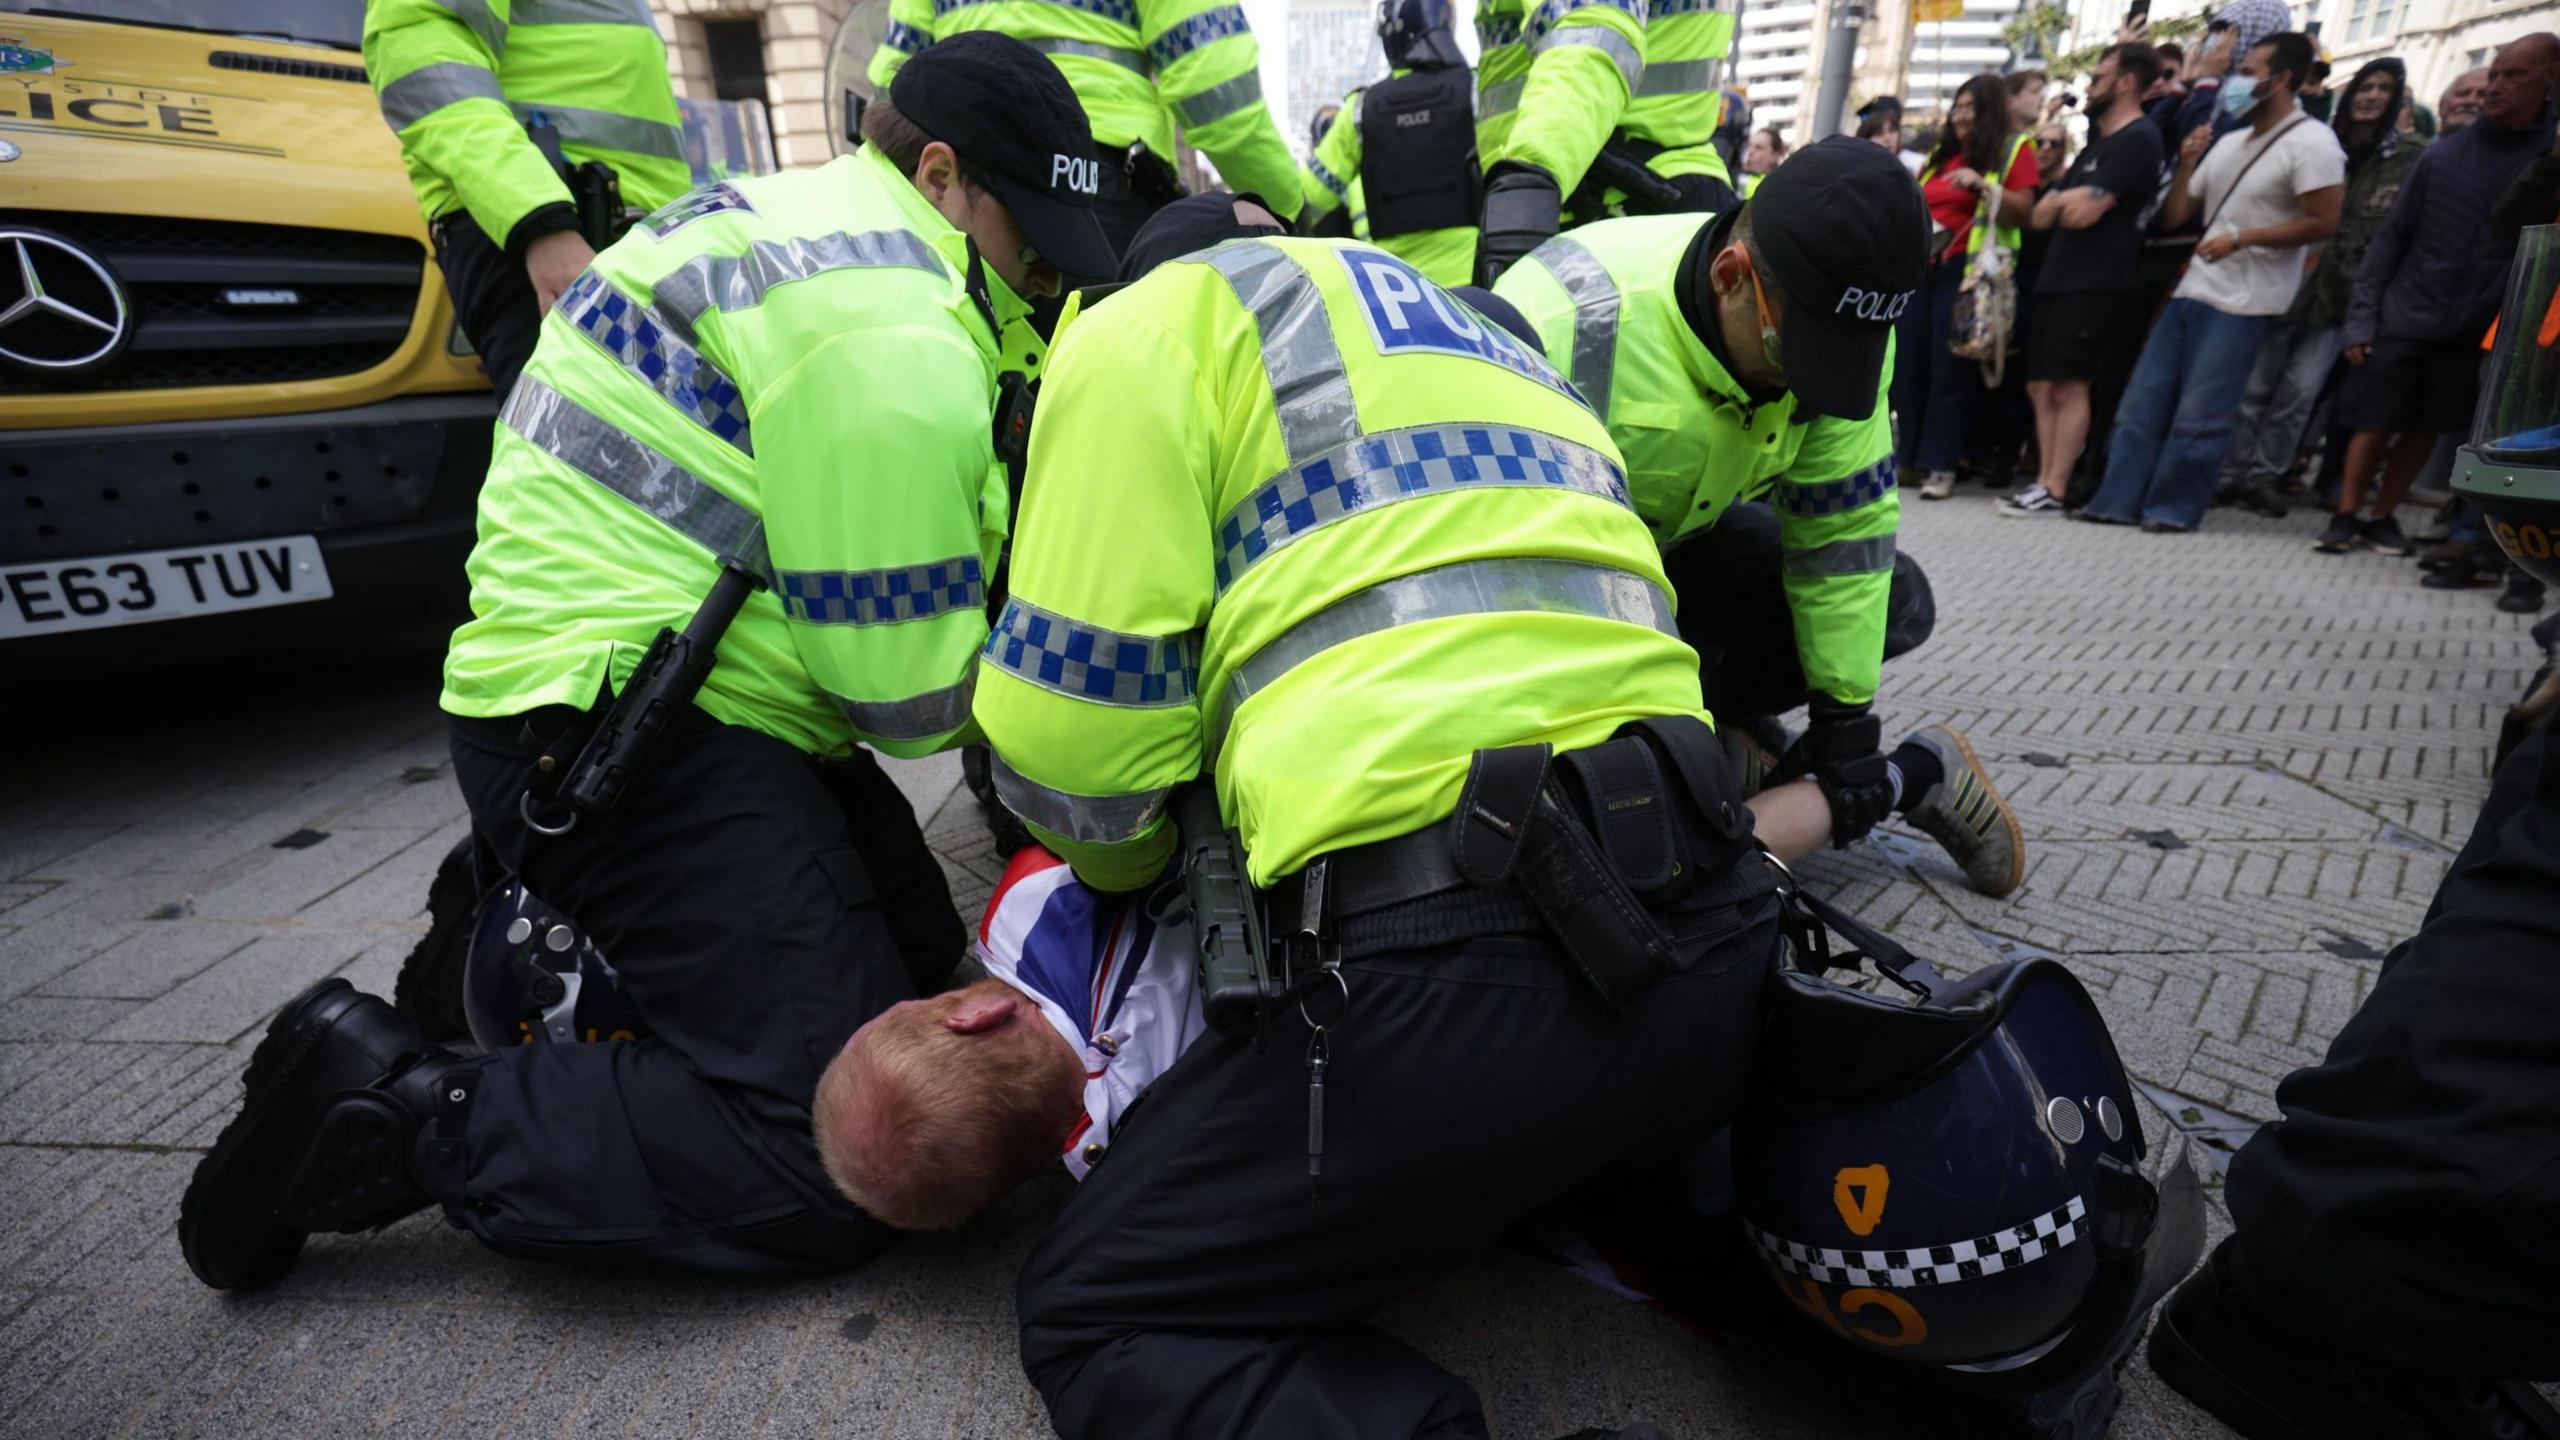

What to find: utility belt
left=1185, top=713, right=1773, bottom=1034
left=524, top=111, right=636, bottom=249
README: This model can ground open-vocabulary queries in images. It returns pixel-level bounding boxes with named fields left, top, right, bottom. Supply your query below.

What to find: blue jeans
left=2085, top=299, right=2272, bottom=529
left=2217, top=318, right=2341, bottom=487
left=1890, top=254, right=1980, bottom=475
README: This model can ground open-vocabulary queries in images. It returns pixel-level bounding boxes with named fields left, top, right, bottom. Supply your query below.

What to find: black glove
left=1795, top=699, right=1892, bottom=847
left=1472, top=161, right=1561, bottom=288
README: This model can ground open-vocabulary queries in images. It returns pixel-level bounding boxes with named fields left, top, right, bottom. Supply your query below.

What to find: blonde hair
left=812, top=988, right=1073, bottom=1231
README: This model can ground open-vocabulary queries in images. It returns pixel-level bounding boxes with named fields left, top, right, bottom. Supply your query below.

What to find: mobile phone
left=2126, top=0, right=2149, bottom=25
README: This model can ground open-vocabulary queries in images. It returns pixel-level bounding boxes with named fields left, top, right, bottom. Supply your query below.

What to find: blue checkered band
left=555, top=272, right=753, bottom=456
left=1525, top=0, right=1645, bottom=46
left=1308, top=157, right=1348, bottom=200
left=1747, top=1196, right=2088, bottom=1290
left=643, top=183, right=757, bottom=238
left=985, top=599, right=1201, bottom=708
left=1776, top=457, right=1895, bottom=517
left=883, top=18, right=935, bottom=52
left=937, top=0, right=1139, bottom=22
left=1215, top=425, right=1629, bottom=592
left=777, top=554, right=983, bottom=626
left=1148, top=5, right=1250, bottom=67
left=1478, top=15, right=1522, bottom=45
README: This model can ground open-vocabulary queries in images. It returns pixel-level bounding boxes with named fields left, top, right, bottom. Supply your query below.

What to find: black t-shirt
left=2037, top=117, right=2168, bottom=295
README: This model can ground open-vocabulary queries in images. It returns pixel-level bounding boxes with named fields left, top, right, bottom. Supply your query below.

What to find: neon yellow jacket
left=1298, top=78, right=1476, bottom=288
left=363, top=0, right=689, bottom=245
left=1618, top=0, right=1733, bottom=190
left=443, top=146, right=1030, bottom=758
left=1494, top=213, right=1899, bottom=707
left=1474, top=0, right=1645, bottom=194
left=870, top=0, right=1302, bottom=220
left=1923, top=132, right=2036, bottom=255
left=976, top=238, right=1707, bottom=892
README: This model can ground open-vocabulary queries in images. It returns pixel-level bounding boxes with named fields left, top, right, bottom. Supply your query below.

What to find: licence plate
left=0, top=537, right=334, bottom=639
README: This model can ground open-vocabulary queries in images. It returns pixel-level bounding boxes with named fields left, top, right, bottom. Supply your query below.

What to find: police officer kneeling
left=975, top=227, right=1784, bottom=1433
left=178, top=34, right=1116, bottom=1288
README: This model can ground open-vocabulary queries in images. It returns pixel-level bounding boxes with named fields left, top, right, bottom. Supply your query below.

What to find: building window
left=702, top=17, right=769, bottom=105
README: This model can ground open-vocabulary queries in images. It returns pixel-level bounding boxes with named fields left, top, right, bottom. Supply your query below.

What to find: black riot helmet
left=1378, top=0, right=1466, bottom=70
left=2453, top=224, right=2560, bottom=587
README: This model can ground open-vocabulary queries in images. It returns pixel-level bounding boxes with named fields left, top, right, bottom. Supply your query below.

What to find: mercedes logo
left=0, top=228, right=131, bottom=377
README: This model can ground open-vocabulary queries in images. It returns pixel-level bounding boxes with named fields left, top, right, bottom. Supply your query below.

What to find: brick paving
left=1, top=497, right=2546, bottom=1438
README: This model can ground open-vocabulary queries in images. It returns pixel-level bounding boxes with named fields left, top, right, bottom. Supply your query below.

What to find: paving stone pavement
left=2, top=497, right=2548, bottom=1438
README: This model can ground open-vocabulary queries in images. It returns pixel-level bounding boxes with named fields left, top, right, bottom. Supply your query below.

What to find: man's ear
left=1707, top=245, right=1749, bottom=298
left=914, top=139, right=960, bottom=204
left=944, top=988, right=1023, bottom=1034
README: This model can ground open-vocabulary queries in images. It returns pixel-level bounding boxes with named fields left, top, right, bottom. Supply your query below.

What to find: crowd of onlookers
left=1737, top=1, right=2560, bottom=614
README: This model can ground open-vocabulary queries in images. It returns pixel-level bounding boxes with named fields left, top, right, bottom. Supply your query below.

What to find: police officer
left=1296, top=0, right=1480, bottom=287
left=2144, top=290, right=2560, bottom=1440
left=979, top=219, right=1787, bottom=1432
left=1471, top=0, right=1742, bottom=285
left=1491, top=138, right=2025, bottom=896
left=364, top=0, right=690, bottom=397
left=869, top=0, right=1302, bottom=256
left=178, top=34, right=1117, bottom=1289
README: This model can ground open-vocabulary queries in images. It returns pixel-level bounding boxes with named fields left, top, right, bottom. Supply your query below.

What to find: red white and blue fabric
left=977, top=847, right=1203, bottom=1180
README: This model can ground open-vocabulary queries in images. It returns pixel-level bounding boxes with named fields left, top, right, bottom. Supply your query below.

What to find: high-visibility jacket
left=1473, top=0, right=1733, bottom=199
left=1299, top=74, right=1477, bottom=288
left=1922, top=131, right=2036, bottom=256
left=869, top=0, right=1302, bottom=221
left=442, top=145, right=1030, bottom=758
left=1617, top=0, right=1736, bottom=188
left=976, top=238, right=1707, bottom=892
left=363, top=0, right=689, bottom=246
left=1493, top=213, right=1899, bottom=708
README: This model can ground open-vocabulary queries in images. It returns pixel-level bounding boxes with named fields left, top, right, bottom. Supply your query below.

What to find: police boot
left=391, top=836, right=480, bottom=1041
left=1898, top=724, right=2027, bottom=898
left=2148, top=1241, right=2560, bottom=1440
left=180, top=979, right=462, bottom=1290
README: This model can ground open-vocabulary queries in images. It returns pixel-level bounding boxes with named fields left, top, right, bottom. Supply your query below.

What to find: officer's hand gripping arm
left=363, top=0, right=577, bottom=251
left=1474, top=161, right=1564, bottom=287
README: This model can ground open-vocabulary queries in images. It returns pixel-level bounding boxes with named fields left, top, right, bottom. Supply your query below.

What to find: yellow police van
left=0, top=2, right=501, bottom=668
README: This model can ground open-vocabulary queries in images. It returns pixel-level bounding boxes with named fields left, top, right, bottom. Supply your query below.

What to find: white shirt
left=976, top=850, right=1203, bottom=1180
left=2172, top=109, right=2346, bottom=317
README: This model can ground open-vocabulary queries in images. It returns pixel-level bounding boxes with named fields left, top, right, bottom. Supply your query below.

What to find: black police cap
left=889, top=32, right=1118, bottom=283
left=1741, top=136, right=1930, bottom=421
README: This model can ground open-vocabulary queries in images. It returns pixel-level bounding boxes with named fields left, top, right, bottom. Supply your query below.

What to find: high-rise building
left=1288, top=0, right=1385, bottom=151
left=1742, top=0, right=2018, bottom=145
left=1734, top=0, right=1823, bottom=139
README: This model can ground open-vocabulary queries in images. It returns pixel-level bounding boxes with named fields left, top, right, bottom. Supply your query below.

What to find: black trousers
left=438, top=713, right=964, bottom=1271
left=2223, top=717, right=2560, bottom=1378
left=1658, top=502, right=1938, bottom=719
left=1015, top=887, right=1781, bottom=1438
left=432, top=212, right=545, bottom=401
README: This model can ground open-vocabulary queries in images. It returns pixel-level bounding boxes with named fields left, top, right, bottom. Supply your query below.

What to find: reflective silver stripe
left=1478, top=76, right=1525, bottom=116
left=1025, top=36, right=1152, bottom=72
left=1209, top=558, right=1677, bottom=745
left=1213, top=423, right=1630, bottom=592
left=1635, top=57, right=1719, bottom=97
left=1175, top=70, right=1266, bottom=128
left=1784, top=534, right=1898, bottom=578
left=500, top=375, right=769, bottom=575
left=434, top=0, right=507, bottom=56
left=1199, top=241, right=1360, bottom=462
left=656, top=230, right=948, bottom=328
left=1529, top=237, right=1619, bottom=419
left=514, top=0, right=654, bottom=23
left=985, top=598, right=1201, bottom=708
left=377, top=61, right=504, bottom=129
left=511, top=101, right=685, bottom=161
left=836, top=673, right=977, bottom=741
left=988, top=753, right=1173, bottom=845
left=1533, top=25, right=1644, bottom=94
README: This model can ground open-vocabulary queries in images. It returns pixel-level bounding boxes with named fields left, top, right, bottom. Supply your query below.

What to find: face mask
left=2220, top=78, right=2263, bottom=119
